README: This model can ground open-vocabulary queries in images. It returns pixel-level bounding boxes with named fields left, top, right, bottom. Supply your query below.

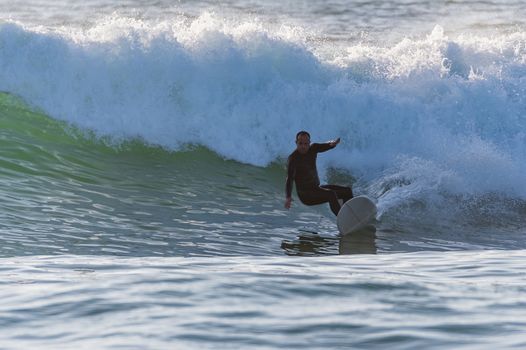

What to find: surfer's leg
left=298, top=187, right=341, bottom=216
left=321, top=185, right=353, bottom=203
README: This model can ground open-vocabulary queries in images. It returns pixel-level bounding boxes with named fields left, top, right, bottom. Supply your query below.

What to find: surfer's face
left=296, top=135, right=310, bottom=154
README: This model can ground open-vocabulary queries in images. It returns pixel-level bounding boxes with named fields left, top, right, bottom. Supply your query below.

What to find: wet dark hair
left=296, top=131, right=310, bottom=141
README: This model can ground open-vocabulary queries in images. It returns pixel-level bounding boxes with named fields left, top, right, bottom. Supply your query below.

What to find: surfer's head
left=295, top=131, right=310, bottom=154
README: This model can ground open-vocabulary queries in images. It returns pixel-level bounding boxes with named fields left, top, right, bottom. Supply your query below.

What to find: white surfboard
left=337, top=195, right=377, bottom=235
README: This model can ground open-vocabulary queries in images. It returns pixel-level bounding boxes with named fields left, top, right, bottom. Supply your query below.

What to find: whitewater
left=1, top=0, right=526, bottom=348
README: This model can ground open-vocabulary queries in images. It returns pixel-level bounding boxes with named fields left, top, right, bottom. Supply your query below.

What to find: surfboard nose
left=336, top=196, right=377, bottom=235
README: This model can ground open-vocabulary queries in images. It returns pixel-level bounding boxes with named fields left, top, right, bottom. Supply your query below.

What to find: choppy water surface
left=2, top=252, right=526, bottom=349
left=2, top=0, right=526, bottom=42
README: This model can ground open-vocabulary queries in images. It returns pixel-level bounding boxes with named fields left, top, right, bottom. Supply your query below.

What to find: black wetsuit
left=286, top=142, right=353, bottom=216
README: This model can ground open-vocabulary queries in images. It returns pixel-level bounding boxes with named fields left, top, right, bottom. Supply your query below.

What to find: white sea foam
left=0, top=15, right=525, bottom=209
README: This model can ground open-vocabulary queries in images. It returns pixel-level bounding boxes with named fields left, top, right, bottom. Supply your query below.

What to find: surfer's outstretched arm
left=329, top=137, right=340, bottom=148
left=315, top=137, right=340, bottom=153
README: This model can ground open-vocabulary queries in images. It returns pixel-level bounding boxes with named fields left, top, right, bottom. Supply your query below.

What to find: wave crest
left=1, top=16, right=525, bottom=203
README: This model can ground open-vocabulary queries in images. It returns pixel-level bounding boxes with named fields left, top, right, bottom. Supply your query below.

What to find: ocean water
left=1, top=0, right=526, bottom=348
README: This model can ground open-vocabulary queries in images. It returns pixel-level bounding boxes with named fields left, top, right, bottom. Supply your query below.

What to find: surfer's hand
left=284, top=197, right=292, bottom=209
left=329, top=137, right=340, bottom=147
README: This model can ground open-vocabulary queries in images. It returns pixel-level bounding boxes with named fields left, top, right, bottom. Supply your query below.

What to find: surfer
left=284, top=131, right=353, bottom=216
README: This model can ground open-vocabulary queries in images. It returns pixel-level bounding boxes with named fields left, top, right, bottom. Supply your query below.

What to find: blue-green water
left=1, top=0, right=526, bottom=348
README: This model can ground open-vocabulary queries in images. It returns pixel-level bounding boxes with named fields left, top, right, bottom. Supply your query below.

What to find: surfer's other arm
left=284, top=156, right=295, bottom=209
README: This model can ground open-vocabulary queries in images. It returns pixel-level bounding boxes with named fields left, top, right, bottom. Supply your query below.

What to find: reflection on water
left=339, top=225, right=377, bottom=254
left=281, top=225, right=377, bottom=256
